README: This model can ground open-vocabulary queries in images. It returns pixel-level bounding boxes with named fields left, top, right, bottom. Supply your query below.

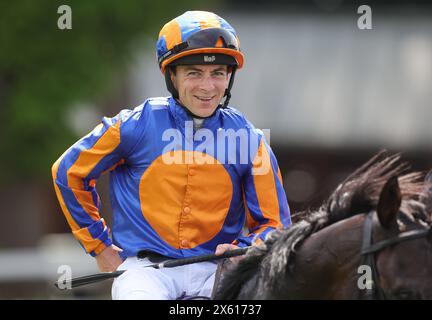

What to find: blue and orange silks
left=52, top=97, right=291, bottom=259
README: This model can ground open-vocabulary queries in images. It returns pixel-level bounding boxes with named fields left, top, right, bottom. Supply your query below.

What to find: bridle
left=359, top=210, right=432, bottom=299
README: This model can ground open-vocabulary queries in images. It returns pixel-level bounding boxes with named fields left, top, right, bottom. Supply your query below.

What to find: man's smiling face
left=170, top=64, right=230, bottom=117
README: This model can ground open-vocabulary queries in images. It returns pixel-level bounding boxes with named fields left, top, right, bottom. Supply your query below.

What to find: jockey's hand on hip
left=95, top=245, right=124, bottom=272
left=215, top=243, right=244, bottom=264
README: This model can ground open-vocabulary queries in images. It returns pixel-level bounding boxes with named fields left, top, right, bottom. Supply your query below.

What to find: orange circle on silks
left=139, top=151, right=233, bottom=249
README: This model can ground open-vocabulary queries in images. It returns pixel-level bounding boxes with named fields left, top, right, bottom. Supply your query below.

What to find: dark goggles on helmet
left=158, top=27, right=240, bottom=67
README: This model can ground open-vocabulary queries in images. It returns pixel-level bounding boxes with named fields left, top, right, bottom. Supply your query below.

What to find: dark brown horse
left=214, top=152, right=432, bottom=299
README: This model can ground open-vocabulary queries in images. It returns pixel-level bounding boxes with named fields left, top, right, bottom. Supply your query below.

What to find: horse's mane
left=215, top=151, right=430, bottom=299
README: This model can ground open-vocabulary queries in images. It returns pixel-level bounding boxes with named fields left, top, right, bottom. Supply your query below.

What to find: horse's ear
left=423, top=170, right=432, bottom=196
left=425, top=170, right=432, bottom=183
left=421, top=170, right=432, bottom=212
left=377, top=176, right=401, bottom=229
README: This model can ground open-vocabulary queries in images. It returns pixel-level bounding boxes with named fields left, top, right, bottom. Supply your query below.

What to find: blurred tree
left=0, top=0, right=215, bottom=182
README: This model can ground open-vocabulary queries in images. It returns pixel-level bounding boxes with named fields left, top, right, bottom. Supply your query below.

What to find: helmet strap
left=222, top=65, right=237, bottom=108
left=165, top=67, right=179, bottom=99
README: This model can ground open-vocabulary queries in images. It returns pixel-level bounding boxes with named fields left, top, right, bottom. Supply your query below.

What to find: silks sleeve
left=234, top=136, right=291, bottom=247
left=51, top=108, right=140, bottom=256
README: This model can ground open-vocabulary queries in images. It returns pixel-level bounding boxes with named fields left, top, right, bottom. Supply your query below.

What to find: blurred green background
left=0, top=0, right=206, bottom=181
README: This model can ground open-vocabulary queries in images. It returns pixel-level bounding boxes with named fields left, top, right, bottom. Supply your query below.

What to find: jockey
left=52, top=10, right=291, bottom=300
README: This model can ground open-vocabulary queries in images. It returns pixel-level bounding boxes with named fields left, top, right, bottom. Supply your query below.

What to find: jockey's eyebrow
left=211, top=67, right=227, bottom=73
left=184, top=66, right=202, bottom=72
left=184, top=66, right=227, bottom=73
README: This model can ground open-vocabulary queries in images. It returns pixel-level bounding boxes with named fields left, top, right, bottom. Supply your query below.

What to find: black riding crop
left=55, top=247, right=250, bottom=290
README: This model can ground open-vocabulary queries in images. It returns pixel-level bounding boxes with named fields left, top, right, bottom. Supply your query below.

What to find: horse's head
left=324, top=155, right=432, bottom=299
left=215, top=152, right=432, bottom=300
left=367, top=173, right=432, bottom=299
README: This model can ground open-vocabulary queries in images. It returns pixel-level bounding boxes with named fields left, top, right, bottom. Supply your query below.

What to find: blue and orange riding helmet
left=156, top=11, right=245, bottom=108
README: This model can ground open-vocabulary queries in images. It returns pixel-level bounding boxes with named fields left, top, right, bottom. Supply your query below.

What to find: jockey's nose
left=198, top=74, right=216, bottom=92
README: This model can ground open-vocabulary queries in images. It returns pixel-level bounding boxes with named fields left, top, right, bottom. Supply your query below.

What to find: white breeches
left=111, top=256, right=217, bottom=300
